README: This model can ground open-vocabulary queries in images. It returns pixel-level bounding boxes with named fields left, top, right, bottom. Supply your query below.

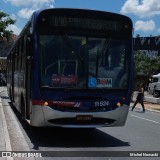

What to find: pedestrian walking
left=131, top=83, right=145, bottom=112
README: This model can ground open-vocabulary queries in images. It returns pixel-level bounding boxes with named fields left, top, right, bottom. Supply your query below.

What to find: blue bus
left=7, top=8, right=133, bottom=128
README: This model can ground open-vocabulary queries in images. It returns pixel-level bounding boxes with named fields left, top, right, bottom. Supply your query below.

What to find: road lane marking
left=131, top=114, right=160, bottom=124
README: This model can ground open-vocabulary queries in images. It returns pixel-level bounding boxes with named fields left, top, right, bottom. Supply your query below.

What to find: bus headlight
left=44, top=102, right=49, bottom=106
left=116, top=102, right=122, bottom=107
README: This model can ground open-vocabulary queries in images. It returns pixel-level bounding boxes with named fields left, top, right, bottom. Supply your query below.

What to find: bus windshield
left=39, top=34, right=129, bottom=89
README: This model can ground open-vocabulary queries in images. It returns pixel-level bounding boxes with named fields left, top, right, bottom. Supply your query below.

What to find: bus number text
left=95, top=101, right=109, bottom=107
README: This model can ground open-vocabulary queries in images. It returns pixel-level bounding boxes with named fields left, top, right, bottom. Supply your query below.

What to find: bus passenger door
left=25, top=35, right=33, bottom=120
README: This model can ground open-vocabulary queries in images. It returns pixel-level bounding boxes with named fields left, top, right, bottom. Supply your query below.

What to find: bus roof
left=31, top=8, right=132, bottom=35
left=34, top=8, right=131, bottom=18
left=32, top=8, right=132, bottom=23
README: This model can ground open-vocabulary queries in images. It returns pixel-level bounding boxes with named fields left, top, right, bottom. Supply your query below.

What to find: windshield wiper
left=41, top=85, right=76, bottom=90
left=96, top=37, right=111, bottom=77
left=41, top=85, right=52, bottom=88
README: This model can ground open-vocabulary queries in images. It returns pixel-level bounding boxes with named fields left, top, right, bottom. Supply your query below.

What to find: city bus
left=7, top=8, right=133, bottom=128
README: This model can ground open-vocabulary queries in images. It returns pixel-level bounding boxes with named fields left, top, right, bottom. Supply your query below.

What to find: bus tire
left=22, top=119, right=34, bottom=130
left=9, top=88, right=12, bottom=103
left=21, top=95, right=26, bottom=120
left=20, top=96, right=33, bottom=130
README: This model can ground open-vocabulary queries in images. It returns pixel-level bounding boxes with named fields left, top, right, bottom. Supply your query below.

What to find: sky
left=0, top=0, right=160, bottom=37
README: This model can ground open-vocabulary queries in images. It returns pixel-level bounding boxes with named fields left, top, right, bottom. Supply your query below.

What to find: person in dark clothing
left=131, top=83, right=145, bottom=112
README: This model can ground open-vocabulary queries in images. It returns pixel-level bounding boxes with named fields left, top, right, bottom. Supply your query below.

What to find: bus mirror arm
left=26, top=35, right=34, bottom=56
left=27, top=56, right=34, bottom=68
left=27, top=56, right=33, bottom=60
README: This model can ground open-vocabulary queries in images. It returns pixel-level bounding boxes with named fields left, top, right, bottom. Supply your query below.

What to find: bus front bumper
left=30, top=104, right=129, bottom=128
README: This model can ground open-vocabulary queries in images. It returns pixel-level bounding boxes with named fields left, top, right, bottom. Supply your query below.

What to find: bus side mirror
left=26, top=35, right=34, bottom=56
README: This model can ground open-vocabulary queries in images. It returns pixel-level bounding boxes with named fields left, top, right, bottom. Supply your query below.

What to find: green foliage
left=134, top=51, right=160, bottom=76
left=0, top=11, right=16, bottom=39
left=0, top=58, right=7, bottom=70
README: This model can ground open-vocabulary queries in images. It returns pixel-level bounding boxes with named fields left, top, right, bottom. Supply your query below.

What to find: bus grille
left=48, top=118, right=116, bottom=125
left=49, top=105, right=117, bottom=112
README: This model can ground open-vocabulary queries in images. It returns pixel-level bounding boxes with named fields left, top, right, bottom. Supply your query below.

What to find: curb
left=0, top=98, right=13, bottom=160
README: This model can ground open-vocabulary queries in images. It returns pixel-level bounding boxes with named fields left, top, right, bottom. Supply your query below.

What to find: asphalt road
left=24, top=110, right=160, bottom=158
left=1, top=87, right=160, bottom=160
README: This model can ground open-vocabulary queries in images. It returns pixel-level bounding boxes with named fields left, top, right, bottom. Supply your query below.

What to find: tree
left=0, top=11, right=16, bottom=41
left=0, top=58, right=7, bottom=70
left=134, top=51, right=160, bottom=76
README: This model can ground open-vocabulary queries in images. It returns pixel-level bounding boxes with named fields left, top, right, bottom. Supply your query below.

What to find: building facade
left=133, top=36, right=160, bottom=58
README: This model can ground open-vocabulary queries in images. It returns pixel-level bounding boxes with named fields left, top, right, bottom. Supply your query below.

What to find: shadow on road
left=26, top=127, right=130, bottom=150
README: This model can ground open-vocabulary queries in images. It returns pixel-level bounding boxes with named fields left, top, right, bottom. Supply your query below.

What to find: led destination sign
left=49, top=16, right=123, bottom=31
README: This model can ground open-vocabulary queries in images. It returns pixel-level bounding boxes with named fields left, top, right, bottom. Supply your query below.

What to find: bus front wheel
left=21, top=95, right=26, bottom=120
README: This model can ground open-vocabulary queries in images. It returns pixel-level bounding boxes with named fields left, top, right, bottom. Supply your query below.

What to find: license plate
left=76, top=115, right=93, bottom=121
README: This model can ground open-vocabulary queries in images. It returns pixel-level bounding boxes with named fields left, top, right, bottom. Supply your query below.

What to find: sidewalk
left=130, top=101, right=160, bottom=113
left=0, top=98, right=6, bottom=151
left=0, top=87, right=13, bottom=160
left=143, top=102, right=160, bottom=112
left=131, top=91, right=160, bottom=112
left=0, top=87, right=35, bottom=160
